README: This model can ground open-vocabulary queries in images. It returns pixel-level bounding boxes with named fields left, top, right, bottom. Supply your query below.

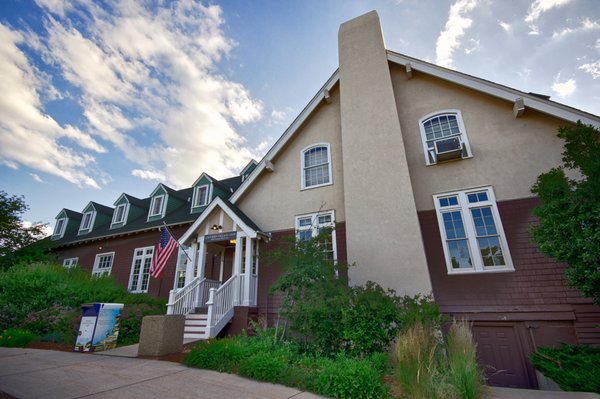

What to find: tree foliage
left=531, top=121, right=600, bottom=304
left=0, top=190, right=49, bottom=269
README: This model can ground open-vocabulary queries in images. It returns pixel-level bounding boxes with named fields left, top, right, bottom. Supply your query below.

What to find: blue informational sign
left=74, top=303, right=124, bottom=352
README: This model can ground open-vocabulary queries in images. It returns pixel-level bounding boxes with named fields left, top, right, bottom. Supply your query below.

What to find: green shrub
left=117, top=301, right=166, bottom=346
left=314, top=354, right=388, bottom=399
left=530, top=344, right=600, bottom=393
left=184, top=337, right=250, bottom=372
left=397, top=294, right=442, bottom=331
left=238, top=351, right=289, bottom=383
left=0, top=329, right=37, bottom=347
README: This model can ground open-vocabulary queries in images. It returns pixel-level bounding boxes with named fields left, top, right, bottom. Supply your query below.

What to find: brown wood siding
left=256, top=222, right=347, bottom=326
left=53, top=224, right=191, bottom=299
left=418, top=196, right=600, bottom=348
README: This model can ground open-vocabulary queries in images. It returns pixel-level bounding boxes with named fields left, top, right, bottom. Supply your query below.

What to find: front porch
left=165, top=197, right=265, bottom=339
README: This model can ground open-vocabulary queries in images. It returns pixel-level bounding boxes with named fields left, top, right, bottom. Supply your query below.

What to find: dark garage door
left=472, top=324, right=534, bottom=389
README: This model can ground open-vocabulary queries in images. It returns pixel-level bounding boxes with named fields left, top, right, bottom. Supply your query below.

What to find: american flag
left=151, top=227, right=178, bottom=279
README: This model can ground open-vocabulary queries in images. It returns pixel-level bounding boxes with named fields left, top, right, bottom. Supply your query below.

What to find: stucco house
left=51, top=11, right=600, bottom=390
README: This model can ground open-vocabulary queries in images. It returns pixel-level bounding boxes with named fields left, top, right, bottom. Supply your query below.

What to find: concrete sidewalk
left=0, top=348, right=323, bottom=399
left=1, top=347, right=598, bottom=399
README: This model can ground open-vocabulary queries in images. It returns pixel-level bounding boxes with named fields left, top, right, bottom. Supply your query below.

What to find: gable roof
left=57, top=208, right=82, bottom=220
left=89, top=201, right=113, bottom=216
left=230, top=50, right=600, bottom=204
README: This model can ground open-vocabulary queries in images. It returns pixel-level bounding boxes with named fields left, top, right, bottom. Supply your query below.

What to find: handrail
left=206, top=275, right=238, bottom=337
left=167, top=277, right=222, bottom=315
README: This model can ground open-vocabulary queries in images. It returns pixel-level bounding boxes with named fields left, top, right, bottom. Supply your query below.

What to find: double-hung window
left=63, top=258, right=78, bottom=268
left=193, top=185, right=210, bottom=207
left=433, top=187, right=513, bottom=274
left=112, top=204, right=127, bottom=224
left=80, top=211, right=94, bottom=232
left=301, top=143, right=332, bottom=189
left=92, top=252, right=115, bottom=277
left=295, top=210, right=336, bottom=260
left=128, top=247, right=154, bottom=293
left=53, top=218, right=66, bottom=238
left=418, top=110, right=472, bottom=165
left=149, top=195, right=165, bottom=217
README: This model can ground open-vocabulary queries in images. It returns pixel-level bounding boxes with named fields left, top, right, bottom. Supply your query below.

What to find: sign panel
left=204, top=231, right=237, bottom=243
left=74, top=303, right=123, bottom=352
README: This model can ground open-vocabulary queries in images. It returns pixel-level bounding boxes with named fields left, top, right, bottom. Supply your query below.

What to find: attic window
left=149, top=195, right=165, bottom=217
left=112, top=204, right=126, bottom=224
left=418, top=110, right=472, bottom=165
left=80, top=211, right=93, bottom=231
left=53, top=218, right=66, bottom=238
left=301, top=143, right=332, bottom=189
left=193, top=185, right=210, bottom=207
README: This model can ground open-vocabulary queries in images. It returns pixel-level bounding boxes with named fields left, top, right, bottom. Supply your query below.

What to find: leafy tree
left=531, top=121, right=600, bottom=304
left=0, top=191, right=49, bottom=269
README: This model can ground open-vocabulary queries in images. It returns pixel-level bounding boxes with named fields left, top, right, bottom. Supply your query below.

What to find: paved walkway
left=1, top=347, right=598, bottom=399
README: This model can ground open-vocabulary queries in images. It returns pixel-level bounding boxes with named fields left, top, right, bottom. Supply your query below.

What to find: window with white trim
left=53, top=218, right=66, bottom=238
left=128, top=247, right=154, bottom=293
left=79, top=211, right=94, bottom=232
left=301, top=144, right=332, bottom=189
left=295, top=210, right=336, bottom=260
left=175, top=245, right=189, bottom=289
left=63, top=258, right=78, bottom=268
left=92, top=252, right=115, bottom=277
left=112, top=203, right=127, bottom=225
left=193, top=185, right=210, bottom=207
left=433, top=187, right=513, bottom=274
left=149, top=195, right=165, bottom=217
left=418, top=110, right=472, bottom=165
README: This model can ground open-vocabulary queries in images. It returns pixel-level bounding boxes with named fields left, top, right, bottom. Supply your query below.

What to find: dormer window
left=301, top=143, right=332, bottom=190
left=149, top=195, right=165, bottom=217
left=79, top=211, right=94, bottom=232
left=193, top=185, right=210, bottom=207
left=418, top=110, right=472, bottom=165
left=53, top=218, right=66, bottom=238
left=112, top=204, right=127, bottom=224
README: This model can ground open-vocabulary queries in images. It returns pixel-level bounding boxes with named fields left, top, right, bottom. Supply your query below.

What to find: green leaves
left=531, top=122, right=600, bottom=304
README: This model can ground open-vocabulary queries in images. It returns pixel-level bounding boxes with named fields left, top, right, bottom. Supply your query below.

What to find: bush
left=314, top=354, right=388, bottom=399
left=238, top=351, right=289, bottom=383
left=184, top=336, right=251, bottom=372
left=0, top=329, right=37, bottom=347
left=530, top=344, right=600, bottom=393
left=397, top=294, right=442, bottom=331
left=117, top=301, right=166, bottom=346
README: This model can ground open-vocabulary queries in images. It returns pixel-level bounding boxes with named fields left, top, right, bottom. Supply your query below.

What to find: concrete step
left=183, top=332, right=207, bottom=340
left=184, top=326, right=207, bottom=333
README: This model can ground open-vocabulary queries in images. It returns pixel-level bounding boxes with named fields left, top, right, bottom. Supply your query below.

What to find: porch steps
left=184, top=312, right=208, bottom=340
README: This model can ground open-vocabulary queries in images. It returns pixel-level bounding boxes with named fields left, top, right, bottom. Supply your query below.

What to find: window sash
left=113, top=204, right=126, bottom=224
left=54, top=218, right=65, bottom=236
left=434, top=187, right=513, bottom=274
left=81, top=212, right=93, bottom=230
left=92, top=253, right=114, bottom=277
left=150, top=195, right=164, bottom=216
left=418, top=110, right=472, bottom=165
left=63, top=258, right=78, bottom=268
left=194, top=185, right=210, bottom=207
left=129, top=246, right=154, bottom=293
left=302, top=144, right=332, bottom=189
left=295, top=210, right=336, bottom=260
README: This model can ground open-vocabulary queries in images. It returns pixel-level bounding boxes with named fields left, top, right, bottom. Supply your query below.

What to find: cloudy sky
left=1, top=0, right=599, bottom=232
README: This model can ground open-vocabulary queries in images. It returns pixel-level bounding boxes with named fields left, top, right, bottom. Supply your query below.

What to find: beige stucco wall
left=236, top=85, right=345, bottom=232
left=389, top=64, right=568, bottom=211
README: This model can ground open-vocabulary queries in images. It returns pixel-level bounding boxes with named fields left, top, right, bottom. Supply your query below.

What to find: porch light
left=210, top=224, right=222, bottom=230
left=229, top=239, right=236, bottom=244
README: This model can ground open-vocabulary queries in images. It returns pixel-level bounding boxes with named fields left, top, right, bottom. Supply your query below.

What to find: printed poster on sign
left=92, top=303, right=124, bottom=351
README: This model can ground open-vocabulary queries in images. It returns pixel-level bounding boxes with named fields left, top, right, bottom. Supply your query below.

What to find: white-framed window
left=79, top=211, right=94, bottom=232
left=62, top=257, right=78, bottom=268
left=295, top=210, right=337, bottom=260
left=128, top=247, right=154, bottom=293
left=149, top=195, right=165, bottom=217
left=53, top=218, right=66, bottom=238
left=433, top=186, right=513, bottom=274
left=174, top=245, right=190, bottom=289
left=192, top=184, right=211, bottom=207
left=112, top=203, right=127, bottom=225
left=92, top=252, right=115, bottom=277
left=301, top=143, right=332, bottom=190
left=418, top=110, right=472, bottom=165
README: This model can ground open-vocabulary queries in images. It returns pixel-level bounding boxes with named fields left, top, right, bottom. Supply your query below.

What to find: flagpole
left=161, top=222, right=193, bottom=263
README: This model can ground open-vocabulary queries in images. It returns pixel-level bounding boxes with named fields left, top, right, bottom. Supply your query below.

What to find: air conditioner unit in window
left=434, top=137, right=463, bottom=162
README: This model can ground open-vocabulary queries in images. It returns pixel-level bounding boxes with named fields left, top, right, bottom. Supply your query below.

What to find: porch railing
left=167, top=277, right=220, bottom=315
left=206, top=275, right=238, bottom=338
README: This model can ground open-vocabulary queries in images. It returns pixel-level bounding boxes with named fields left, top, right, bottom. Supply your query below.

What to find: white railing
left=206, top=275, right=238, bottom=337
left=167, top=277, right=221, bottom=315
left=237, top=274, right=258, bottom=306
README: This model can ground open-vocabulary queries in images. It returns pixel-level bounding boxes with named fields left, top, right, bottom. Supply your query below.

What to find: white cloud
left=464, top=38, right=480, bottom=55
left=30, top=173, right=43, bottom=183
left=33, top=0, right=264, bottom=188
left=498, top=21, right=511, bottom=32
left=0, top=23, right=103, bottom=188
left=525, top=0, right=573, bottom=35
left=131, top=169, right=166, bottom=182
left=579, top=60, right=600, bottom=79
left=435, top=0, right=478, bottom=68
left=552, top=77, right=576, bottom=97
left=552, top=18, right=600, bottom=39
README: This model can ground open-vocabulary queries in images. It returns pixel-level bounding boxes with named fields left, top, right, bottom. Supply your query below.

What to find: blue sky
left=1, top=0, right=599, bottom=233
